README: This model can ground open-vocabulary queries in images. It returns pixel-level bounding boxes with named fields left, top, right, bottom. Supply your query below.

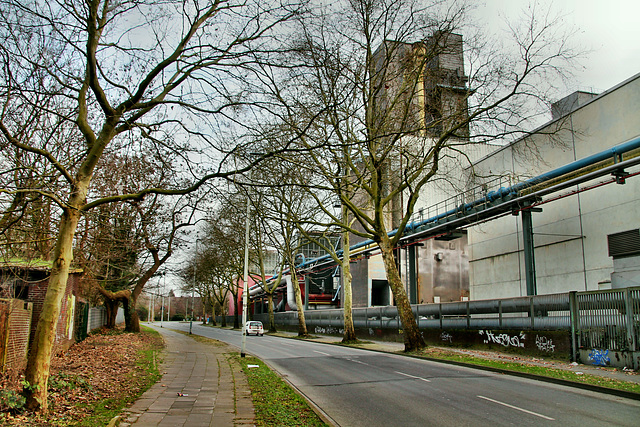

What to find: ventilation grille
left=608, top=229, right=640, bottom=258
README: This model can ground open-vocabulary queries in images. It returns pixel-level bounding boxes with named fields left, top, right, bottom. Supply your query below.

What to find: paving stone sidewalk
left=118, top=326, right=254, bottom=427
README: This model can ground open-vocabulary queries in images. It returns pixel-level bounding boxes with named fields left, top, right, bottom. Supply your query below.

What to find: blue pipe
left=405, top=135, right=640, bottom=233
left=332, top=284, right=341, bottom=302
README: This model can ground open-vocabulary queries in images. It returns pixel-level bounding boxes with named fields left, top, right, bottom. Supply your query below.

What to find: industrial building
left=467, top=73, right=640, bottom=299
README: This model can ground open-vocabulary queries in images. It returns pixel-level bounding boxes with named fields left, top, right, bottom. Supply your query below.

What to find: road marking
left=477, top=396, right=555, bottom=421
left=314, top=350, right=331, bottom=356
left=394, top=371, right=431, bottom=382
left=347, top=358, right=370, bottom=366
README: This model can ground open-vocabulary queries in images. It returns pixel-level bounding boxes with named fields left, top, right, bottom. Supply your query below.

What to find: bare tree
left=0, top=0, right=304, bottom=411
left=275, top=0, right=580, bottom=351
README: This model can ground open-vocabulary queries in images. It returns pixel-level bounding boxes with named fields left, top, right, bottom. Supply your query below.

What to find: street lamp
left=241, top=153, right=263, bottom=357
left=241, top=188, right=251, bottom=357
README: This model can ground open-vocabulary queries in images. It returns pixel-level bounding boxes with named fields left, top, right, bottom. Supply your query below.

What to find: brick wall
left=27, top=271, right=81, bottom=354
left=0, top=299, right=32, bottom=370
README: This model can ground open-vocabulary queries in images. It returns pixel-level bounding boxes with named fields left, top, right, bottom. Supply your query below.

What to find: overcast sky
left=475, top=0, right=640, bottom=95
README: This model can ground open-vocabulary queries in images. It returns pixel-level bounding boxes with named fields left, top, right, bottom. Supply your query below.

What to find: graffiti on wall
left=440, top=331, right=453, bottom=343
left=314, top=326, right=344, bottom=335
left=535, top=335, right=555, bottom=353
left=479, top=330, right=526, bottom=348
left=588, top=349, right=610, bottom=366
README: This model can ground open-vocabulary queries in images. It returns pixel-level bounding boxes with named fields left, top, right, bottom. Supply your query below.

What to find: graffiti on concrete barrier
left=440, top=332, right=453, bottom=343
left=479, top=330, right=525, bottom=348
left=535, top=335, right=555, bottom=353
left=588, top=349, right=610, bottom=366
left=314, top=326, right=344, bottom=335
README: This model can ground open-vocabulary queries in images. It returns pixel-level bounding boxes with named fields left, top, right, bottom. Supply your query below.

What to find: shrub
left=0, top=389, right=25, bottom=413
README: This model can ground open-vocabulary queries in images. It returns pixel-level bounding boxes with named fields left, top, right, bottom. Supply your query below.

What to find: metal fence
left=76, top=305, right=125, bottom=342
left=574, top=287, right=639, bottom=353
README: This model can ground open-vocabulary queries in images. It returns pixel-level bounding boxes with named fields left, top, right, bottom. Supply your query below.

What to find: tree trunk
left=124, top=296, right=141, bottom=332
left=379, top=238, right=425, bottom=352
left=104, top=299, right=118, bottom=329
left=233, top=293, right=240, bottom=329
left=290, top=267, right=308, bottom=337
left=267, top=292, right=276, bottom=332
left=23, top=207, right=81, bottom=412
left=209, top=297, right=217, bottom=326
left=341, top=229, right=357, bottom=342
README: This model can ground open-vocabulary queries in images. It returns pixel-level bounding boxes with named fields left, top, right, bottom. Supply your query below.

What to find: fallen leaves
left=0, top=326, right=164, bottom=426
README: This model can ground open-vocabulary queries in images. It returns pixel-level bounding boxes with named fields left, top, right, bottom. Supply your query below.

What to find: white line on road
left=394, top=371, right=431, bottom=382
left=477, top=396, right=555, bottom=421
left=314, top=350, right=331, bottom=356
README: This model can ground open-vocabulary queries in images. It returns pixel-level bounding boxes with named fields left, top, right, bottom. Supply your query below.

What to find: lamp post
left=241, top=153, right=262, bottom=358
left=241, top=190, right=251, bottom=357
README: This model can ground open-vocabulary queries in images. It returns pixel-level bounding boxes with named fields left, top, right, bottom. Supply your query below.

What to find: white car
left=244, top=321, right=264, bottom=336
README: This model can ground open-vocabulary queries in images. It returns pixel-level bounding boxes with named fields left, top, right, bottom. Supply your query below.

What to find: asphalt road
left=160, top=322, right=640, bottom=426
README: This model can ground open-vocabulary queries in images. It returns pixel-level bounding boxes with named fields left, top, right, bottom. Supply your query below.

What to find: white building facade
left=467, top=73, right=640, bottom=300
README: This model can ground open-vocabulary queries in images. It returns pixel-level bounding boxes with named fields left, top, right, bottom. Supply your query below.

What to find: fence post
left=439, top=303, right=443, bottom=329
left=569, top=291, right=579, bottom=363
left=623, top=288, right=637, bottom=353
left=498, top=300, right=503, bottom=328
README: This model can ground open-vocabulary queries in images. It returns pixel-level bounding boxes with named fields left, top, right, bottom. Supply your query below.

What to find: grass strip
left=239, top=356, right=329, bottom=427
left=413, top=347, right=640, bottom=394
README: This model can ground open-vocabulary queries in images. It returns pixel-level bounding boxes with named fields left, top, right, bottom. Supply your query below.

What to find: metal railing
left=409, top=175, right=516, bottom=226
left=249, top=292, right=572, bottom=331
left=575, top=287, right=639, bottom=352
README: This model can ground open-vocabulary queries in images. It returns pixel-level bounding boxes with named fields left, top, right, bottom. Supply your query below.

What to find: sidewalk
left=117, top=326, right=254, bottom=427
